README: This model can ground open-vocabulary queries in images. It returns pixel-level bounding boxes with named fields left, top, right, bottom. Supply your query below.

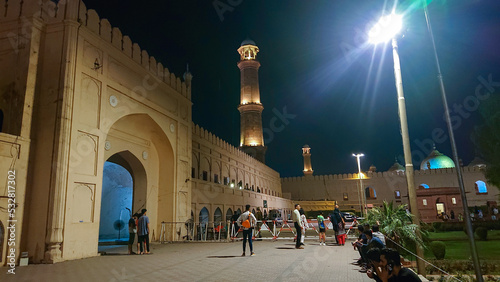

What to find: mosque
left=0, top=0, right=496, bottom=266
left=0, top=0, right=292, bottom=265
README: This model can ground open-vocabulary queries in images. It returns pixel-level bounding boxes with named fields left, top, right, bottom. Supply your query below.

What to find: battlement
left=192, top=123, right=279, bottom=177
left=0, top=0, right=190, bottom=99
left=281, top=166, right=485, bottom=182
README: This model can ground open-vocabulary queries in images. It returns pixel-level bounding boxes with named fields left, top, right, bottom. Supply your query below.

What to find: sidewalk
left=1, top=239, right=373, bottom=281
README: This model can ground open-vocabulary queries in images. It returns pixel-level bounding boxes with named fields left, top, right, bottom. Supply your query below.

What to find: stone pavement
left=1, top=238, right=373, bottom=282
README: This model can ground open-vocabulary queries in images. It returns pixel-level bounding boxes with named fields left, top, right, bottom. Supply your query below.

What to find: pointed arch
left=226, top=208, right=233, bottom=221
left=214, top=207, right=223, bottom=223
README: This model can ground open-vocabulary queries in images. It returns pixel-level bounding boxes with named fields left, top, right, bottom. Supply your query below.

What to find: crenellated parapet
left=281, top=166, right=485, bottom=183
left=192, top=123, right=278, bottom=176
left=0, top=0, right=190, bottom=99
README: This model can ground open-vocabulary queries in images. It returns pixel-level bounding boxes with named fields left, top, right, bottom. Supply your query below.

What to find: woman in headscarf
left=333, top=209, right=346, bottom=246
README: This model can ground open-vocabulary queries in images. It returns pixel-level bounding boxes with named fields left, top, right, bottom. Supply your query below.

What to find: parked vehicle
left=341, top=212, right=356, bottom=222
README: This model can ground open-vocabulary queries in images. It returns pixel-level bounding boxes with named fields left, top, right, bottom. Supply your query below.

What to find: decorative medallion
left=109, top=95, right=118, bottom=107
left=142, top=151, right=148, bottom=160
left=170, top=124, right=175, bottom=133
left=104, top=141, right=111, bottom=151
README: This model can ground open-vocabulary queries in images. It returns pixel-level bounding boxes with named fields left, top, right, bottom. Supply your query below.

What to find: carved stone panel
left=71, top=131, right=99, bottom=176
left=80, top=74, right=101, bottom=128
left=72, top=183, right=96, bottom=223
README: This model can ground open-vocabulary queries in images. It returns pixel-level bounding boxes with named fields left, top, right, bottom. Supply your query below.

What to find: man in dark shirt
left=128, top=213, right=139, bottom=255
left=358, top=230, right=385, bottom=271
left=138, top=209, right=150, bottom=254
left=366, top=248, right=421, bottom=282
left=352, top=225, right=367, bottom=264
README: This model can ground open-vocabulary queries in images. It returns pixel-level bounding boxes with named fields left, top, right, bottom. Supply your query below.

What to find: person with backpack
left=237, top=204, right=257, bottom=256
left=317, top=212, right=326, bottom=246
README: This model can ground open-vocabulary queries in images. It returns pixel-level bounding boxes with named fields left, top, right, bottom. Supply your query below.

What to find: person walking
left=292, top=204, right=304, bottom=249
left=317, top=212, right=326, bottom=246
left=299, top=208, right=308, bottom=246
left=138, top=208, right=150, bottom=254
left=237, top=204, right=257, bottom=256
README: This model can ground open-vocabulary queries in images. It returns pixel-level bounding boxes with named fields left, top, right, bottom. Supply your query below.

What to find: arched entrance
left=199, top=207, right=209, bottom=241
left=101, top=113, right=175, bottom=245
left=98, top=151, right=147, bottom=244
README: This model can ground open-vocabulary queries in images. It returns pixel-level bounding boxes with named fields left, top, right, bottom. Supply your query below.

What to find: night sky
left=82, top=0, right=500, bottom=177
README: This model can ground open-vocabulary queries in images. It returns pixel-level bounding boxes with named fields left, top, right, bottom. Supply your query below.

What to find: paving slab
left=1, top=238, right=373, bottom=281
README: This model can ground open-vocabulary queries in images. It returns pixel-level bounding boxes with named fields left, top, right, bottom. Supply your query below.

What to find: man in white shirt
left=371, top=225, right=386, bottom=246
left=292, top=204, right=303, bottom=249
left=237, top=204, right=257, bottom=256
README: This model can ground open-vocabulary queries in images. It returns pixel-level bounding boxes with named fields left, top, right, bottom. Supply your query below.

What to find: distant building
left=282, top=145, right=498, bottom=222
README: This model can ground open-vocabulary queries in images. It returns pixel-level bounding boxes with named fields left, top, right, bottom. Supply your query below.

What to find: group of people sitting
left=352, top=224, right=421, bottom=282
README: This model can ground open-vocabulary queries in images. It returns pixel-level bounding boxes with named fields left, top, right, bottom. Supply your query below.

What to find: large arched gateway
left=102, top=114, right=175, bottom=245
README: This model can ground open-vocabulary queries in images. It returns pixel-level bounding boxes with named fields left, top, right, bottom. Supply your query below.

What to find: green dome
left=420, top=148, right=455, bottom=170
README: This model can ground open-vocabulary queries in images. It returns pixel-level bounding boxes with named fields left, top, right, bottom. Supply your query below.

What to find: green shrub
left=433, top=222, right=443, bottom=231
left=475, top=227, right=488, bottom=240
left=430, top=241, right=446, bottom=259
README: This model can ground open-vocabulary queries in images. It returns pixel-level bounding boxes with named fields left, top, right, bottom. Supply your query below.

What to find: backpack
left=242, top=212, right=253, bottom=228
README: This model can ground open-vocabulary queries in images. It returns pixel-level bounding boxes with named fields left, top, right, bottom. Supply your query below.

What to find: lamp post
left=368, top=12, right=425, bottom=275
left=352, top=153, right=366, bottom=217
left=422, top=4, right=483, bottom=280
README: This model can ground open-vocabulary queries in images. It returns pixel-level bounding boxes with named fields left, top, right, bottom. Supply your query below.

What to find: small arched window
left=419, top=184, right=430, bottom=189
left=475, top=181, right=488, bottom=194
left=214, top=207, right=222, bottom=224
left=226, top=208, right=233, bottom=221
left=365, top=187, right=377, bottom=199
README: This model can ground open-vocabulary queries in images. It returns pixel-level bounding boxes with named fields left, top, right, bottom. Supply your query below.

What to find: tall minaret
left=237, top=39, right=266, bottom=163
left=302, top=145, right=313, bottom=176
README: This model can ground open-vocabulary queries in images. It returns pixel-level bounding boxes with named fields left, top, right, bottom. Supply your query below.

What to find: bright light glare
left=368, top=13, right=403, bottom=44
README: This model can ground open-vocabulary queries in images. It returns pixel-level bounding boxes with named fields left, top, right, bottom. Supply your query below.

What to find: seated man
left=367, top=248, right=422, bottom=282
left=352, top=225, right=367, bottom=264
left=357, top=230, right=385, bottom=271
left=372, top=225, right=386, bottom=246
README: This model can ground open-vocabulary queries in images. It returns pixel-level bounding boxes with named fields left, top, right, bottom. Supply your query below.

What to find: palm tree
left=363, top=201, right=427, bottom=250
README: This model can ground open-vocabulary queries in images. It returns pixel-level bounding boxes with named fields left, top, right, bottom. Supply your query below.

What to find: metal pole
left=354, top=154, right=366, bottom=217
left=423, top=5, right=483, bottom=281
left=391, top=37, right=426, bottom=275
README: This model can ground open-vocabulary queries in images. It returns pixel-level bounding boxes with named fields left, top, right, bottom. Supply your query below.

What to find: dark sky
left=82, top=0, right=500, bottom=177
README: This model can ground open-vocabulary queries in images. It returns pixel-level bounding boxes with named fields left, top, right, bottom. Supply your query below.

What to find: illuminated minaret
left=302, top=145, right=313, bottom=176
left=237, top=39, right=266, bottom=163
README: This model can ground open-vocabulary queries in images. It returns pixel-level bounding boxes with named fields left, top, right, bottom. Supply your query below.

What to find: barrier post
left=160, top=221, right=166, bottom=243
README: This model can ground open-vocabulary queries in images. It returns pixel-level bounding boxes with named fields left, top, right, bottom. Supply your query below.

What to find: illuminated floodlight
left=368, top=13, right=403, bottom=44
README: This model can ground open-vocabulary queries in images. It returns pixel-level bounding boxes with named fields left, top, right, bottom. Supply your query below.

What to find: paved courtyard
left=1, top=238, right=373, bottom=282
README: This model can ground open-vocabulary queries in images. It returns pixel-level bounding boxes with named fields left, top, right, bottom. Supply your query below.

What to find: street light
left=423, top=4, right=483, bottom=280
left=352, top=153, right=366, bottom=217
left=368, top=11, right=426, bottom=275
